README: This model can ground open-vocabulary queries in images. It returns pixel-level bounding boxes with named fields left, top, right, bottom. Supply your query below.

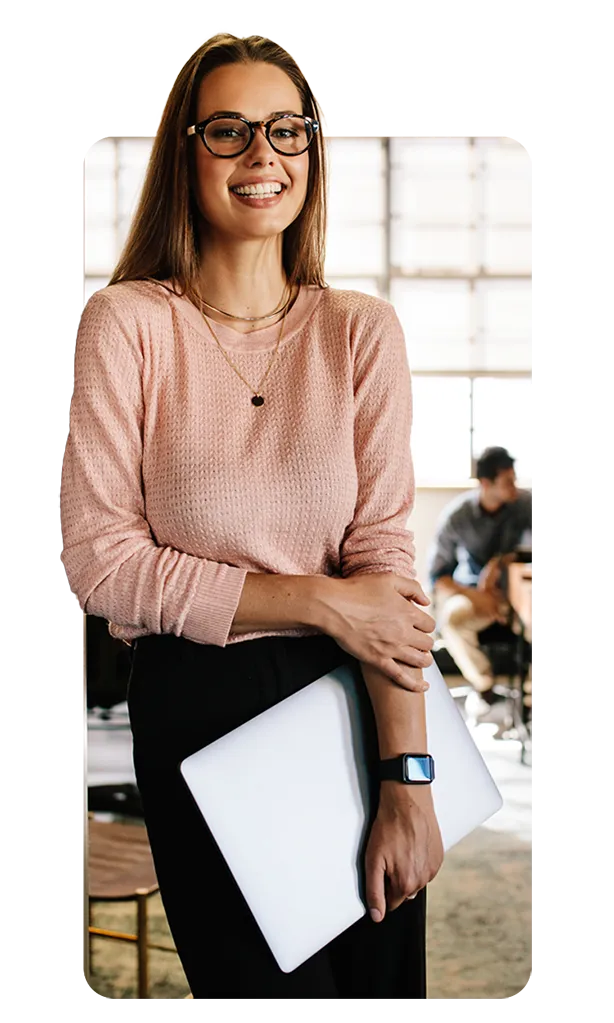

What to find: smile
left=230, top=186, right=288, bottom=207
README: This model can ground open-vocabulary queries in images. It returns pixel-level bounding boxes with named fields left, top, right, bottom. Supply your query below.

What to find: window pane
left=324, top=277, right=382, bottom=297
left=327, top=138, right=385, bottom=173
left=391, top=226, right=476, bottom=274
left=411, top=377, right=472, bottom=485
left=117, top=163, right=147, bottom=218
left=472, top=377, right=532, bottom=484
left=84, top=138, right=116, bottom=173
left=327, top=138, right=385, bottom=221
left=391, top=279, right=472, bottom=370
left=476, top=279, right=531, bottom=371
left=325, top=223, right=385, bottom=275
left=476, top=280, right=536, bottom=343
left=85, top=227, right=116, bottom=276
left=84, top=176, right=115, bottom=222
left=482, top=227, right=531, bottom=273
left=117, top=138, right=153, bottom=164
left=476, top=137, right=531, bottom=176
left=117, top=138, right=152, bottom=220
left=328, top=180, right=385, bottom=222
left=392, top=174, right=473, bottom=225
left=392, top=138, right=472, bottom=175
left=484, top=176, right=531, bottom=223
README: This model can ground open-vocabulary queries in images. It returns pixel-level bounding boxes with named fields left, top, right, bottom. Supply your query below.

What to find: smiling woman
left=61, top=32, right=442, bottom=999
left=108, top=36, right=328, bottom=321
left=187, top=61, right=312, bottom=306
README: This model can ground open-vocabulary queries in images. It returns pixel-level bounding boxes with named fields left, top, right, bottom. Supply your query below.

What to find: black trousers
left=127, top=631, right=427, bottom=998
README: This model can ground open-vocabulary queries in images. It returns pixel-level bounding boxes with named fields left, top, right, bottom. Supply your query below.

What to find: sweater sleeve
left=59, top=290, right=248, bottom=646
left=339, top=300, right=418, bottom=580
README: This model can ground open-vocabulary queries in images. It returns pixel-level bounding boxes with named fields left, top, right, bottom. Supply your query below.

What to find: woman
left=61, top=33, right=444, bottom=998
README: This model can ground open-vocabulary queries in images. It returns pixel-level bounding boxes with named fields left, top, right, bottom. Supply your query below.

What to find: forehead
left=196, top=62, right=303, bottom=120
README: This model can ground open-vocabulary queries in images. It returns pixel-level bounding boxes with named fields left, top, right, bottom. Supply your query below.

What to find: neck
left=197, top=235, right=290, bottom=333
left=478, top=486, right=503, bottom=513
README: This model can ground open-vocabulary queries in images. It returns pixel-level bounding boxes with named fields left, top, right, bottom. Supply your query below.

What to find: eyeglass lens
left=204, top=116, right=312, bottom=156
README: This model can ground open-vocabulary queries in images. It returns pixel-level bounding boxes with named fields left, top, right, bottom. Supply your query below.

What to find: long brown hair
left=108, top=34, right=327, bottom=305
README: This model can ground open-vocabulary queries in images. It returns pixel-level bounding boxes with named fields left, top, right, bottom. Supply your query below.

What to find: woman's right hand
left=317, top=573, right=436, bottom=691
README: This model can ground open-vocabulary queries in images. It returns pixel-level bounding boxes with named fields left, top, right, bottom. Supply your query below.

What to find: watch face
left=403, top=755, right=434, bottom=783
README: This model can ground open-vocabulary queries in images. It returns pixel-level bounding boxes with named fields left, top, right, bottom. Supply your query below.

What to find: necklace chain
left=199, top=284, right=292, bottom=323
left=198, top=286, right=293, bottom=406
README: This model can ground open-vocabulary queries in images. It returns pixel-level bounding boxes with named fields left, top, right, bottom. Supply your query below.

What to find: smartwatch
left=379, top=753, right=435, bottom=784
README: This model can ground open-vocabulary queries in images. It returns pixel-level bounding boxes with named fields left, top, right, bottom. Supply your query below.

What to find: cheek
left=193, top=155, right=230, bottom=217
left=290, top=158, right=310, bottom=207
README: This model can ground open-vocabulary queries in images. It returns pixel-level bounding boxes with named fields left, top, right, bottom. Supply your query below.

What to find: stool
left=88, top=818, right=177, bottom=998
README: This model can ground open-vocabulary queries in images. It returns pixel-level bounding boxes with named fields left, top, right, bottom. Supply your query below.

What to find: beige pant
left=436, top=593, right=510, bottom=692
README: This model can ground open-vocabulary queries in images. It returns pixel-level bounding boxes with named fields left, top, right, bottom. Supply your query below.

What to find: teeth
left=232, top=183, right=283, bottom=196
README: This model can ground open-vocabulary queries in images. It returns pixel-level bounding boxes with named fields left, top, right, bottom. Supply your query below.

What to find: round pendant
left=251, top=395, right=265, bottom=407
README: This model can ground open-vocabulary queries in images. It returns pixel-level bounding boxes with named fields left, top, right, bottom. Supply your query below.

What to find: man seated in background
left=426, top=446, right=532, bottom=717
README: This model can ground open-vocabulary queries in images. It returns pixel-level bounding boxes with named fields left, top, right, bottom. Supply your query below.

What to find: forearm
left=360, top=660, right=435, bottom=812
left=230, top=572, right=333, bottom=635
left=360, top=661, right=429, bottom=758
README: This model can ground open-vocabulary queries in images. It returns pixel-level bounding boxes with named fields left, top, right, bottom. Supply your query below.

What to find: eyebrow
left=204, top=109, right=299, bottom=120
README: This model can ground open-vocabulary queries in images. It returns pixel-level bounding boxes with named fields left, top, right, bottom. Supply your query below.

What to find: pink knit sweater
left=60, top=280, right=418, bottom=647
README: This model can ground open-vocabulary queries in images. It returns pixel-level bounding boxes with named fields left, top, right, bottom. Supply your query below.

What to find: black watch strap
left=379, top=753, right=435, bottom=784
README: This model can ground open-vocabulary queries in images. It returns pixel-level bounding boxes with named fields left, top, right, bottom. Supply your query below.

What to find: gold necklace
left=198, top=287, right=293, bottom=407
left=199, top=284, right=292, bottom=322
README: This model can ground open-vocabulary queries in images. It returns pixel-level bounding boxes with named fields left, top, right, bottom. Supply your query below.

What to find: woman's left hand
left=365, top=784, right=444, bottom=922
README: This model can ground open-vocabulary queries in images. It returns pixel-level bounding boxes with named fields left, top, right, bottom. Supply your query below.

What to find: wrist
left=305, top=575, right=346, bottom=634
left=379, top=778, right=435, bottom=812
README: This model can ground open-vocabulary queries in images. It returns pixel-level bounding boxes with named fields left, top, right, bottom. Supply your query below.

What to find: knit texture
left=60, top=280, right=418, bottom=646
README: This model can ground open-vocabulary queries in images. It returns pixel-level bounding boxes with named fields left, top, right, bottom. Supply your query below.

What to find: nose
left=245, top=124, right=276, bottom=163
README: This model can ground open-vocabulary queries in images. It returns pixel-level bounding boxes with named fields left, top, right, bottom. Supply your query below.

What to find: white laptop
left=180, top=658, right=502, bottom=973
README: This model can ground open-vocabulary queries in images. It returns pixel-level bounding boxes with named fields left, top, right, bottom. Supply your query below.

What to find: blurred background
left=84, top=136, right=531, bottom=999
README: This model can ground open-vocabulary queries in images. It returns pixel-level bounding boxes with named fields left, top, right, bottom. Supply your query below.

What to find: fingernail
left=420, top=683, right=429, bottom=691
left=370, top=908, right=383, bottom=923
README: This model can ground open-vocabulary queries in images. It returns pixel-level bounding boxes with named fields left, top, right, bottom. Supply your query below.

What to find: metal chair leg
left=136, top=890, right=149, bottom=998
left=86, top=897, right=92, bottom=985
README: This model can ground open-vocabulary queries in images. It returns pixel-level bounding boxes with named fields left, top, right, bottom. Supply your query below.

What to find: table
left=506, top=562, right=532, bottom=763
left=507, top=562, right=532, bottom=641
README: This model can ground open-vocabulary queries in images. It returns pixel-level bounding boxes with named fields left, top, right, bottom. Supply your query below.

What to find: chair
left=476, top=617, right=532, bottom=762
left=433, top=613, right=532, bottom=763
left=87, top=818, right=178, bottom=998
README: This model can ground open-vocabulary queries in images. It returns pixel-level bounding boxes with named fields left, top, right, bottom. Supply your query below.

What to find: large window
left=324, top=138, right=531, bottom=486
left=84, top=136, right=531, bottom=485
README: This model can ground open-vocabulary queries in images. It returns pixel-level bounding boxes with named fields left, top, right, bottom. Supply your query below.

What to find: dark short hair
left=475, top=446, right=515, bottom=481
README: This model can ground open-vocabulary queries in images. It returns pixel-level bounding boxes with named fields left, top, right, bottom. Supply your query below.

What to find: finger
left=399, top=644, right=434, bottom=669
left=394, top=576, right=430, bottom=605
left=387, top=875, right=413, bottom=913
left=404, top=630, right=435, bottom=653
left=379, top=659, right=430, bottom=691
left=365, top=854, right=387, bottom=924
left=411, top=610, right=437, bottom=634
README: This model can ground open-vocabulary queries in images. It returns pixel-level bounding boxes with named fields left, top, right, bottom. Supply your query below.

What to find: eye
left=210, top=126, right=243, bottom=139
left=271, top=127, right=299, bottom=139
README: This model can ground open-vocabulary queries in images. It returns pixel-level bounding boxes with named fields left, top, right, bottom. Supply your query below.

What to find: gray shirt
left=426, top=488, right=532, bottom=590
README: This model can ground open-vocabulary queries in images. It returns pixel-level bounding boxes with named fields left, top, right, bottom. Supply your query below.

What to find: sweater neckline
left=156, top=280, right=325, bottom=353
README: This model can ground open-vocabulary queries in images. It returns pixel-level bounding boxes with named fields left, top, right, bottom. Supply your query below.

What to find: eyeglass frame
left=186, top=112, right=320, bottom=158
